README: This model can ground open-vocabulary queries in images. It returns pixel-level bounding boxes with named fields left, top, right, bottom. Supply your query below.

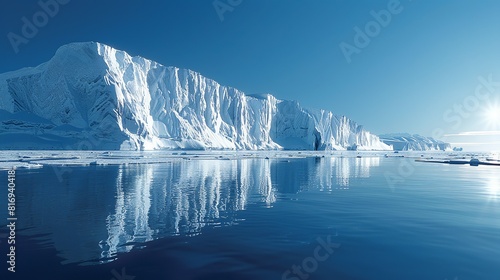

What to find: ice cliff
left=0, top=42, right=391, bottom=151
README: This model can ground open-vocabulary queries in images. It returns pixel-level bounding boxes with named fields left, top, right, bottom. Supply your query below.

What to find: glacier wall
left=0, top=42, right=391, bottom=151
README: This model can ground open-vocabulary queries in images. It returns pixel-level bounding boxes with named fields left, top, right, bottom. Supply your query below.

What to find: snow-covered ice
left=0, top=42, right=391, bottom=151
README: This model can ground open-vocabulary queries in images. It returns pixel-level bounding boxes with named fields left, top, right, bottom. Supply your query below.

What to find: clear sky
left=1, top=0, right=500, bottom=150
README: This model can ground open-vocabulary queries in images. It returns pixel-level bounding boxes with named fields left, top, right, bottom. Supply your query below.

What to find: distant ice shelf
left=379, top=133, right=451, bottom=151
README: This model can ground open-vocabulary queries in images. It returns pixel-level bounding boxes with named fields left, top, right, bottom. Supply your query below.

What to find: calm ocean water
left=1, top=155, right=499, bottom=279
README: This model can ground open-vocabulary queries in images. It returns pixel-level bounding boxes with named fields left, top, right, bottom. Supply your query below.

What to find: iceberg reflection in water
left=102, top=159, right=277, bottom=261
left=11, top=156, right=378, bottom=265
left=316, top=156, right=380, bottom=189
left=3, top=153, right=500, bottom=279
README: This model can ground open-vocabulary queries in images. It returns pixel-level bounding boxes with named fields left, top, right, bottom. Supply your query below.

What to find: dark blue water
left=1, top=156, right=499, bottom=279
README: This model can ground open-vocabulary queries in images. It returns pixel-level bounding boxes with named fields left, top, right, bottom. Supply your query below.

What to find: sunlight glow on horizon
left=442, top=130, right=500, bottom=152
left=483, top=101, right=500, bottom=130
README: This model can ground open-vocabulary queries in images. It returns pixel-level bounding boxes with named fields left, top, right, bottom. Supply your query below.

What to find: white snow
left=0, top=42, right=391, bottom=151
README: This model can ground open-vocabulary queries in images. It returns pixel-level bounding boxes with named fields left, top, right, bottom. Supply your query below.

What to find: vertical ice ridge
left=0, top=42, right=391, bottom=151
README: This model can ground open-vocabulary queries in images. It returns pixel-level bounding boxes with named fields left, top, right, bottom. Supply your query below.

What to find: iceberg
left=0, top=42, right=391, bottom=151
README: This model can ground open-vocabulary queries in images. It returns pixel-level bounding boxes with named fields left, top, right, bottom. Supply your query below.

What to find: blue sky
left=1, top=0, right=500, bottom=149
